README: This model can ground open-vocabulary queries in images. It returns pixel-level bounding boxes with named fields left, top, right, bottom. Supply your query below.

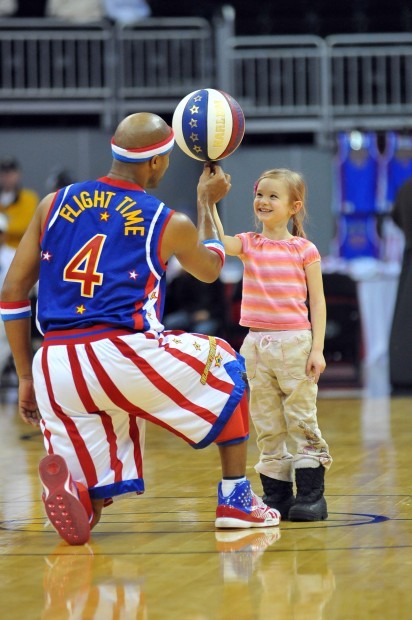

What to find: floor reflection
left=42, top=544, right=146, bottom=620
left=215, top=528, right=281, bottom=583
left=215, top=530, right=336, bottom=620
left=257, top=538, right=336, bottom=619
left=362, top=357, right=392, bottom=398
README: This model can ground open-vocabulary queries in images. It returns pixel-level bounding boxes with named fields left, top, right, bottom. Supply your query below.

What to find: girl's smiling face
left=253, top=176, right=295, bottom=226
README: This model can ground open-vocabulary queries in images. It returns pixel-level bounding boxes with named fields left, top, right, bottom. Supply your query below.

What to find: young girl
left=214, top=168, right=332, bottom=521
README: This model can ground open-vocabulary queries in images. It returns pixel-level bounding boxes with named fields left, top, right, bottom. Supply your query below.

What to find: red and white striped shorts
left=33, top=325, right=247, bottom=502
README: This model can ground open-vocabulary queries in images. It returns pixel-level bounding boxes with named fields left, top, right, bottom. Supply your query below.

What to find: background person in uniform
left=1, top=112, right=280, bottom=546
left=0, top=157, right=39, bottom=250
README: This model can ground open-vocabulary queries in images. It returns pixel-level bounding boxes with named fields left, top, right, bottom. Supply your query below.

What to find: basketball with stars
left=172, top=88, right=245, bottom=162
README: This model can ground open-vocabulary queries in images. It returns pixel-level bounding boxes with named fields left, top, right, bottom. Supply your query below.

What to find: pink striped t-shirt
left=236, top=232, right=321, bottom=330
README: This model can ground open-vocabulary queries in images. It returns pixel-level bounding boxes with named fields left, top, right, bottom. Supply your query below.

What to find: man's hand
left=18, top=377, right=41, bottom=426
left=197, top=163, right=231, bottom=206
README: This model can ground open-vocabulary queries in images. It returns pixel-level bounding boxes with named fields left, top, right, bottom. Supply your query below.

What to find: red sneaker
left=39, top=454, right=91, bottom=546
left=215, top=480, right=281, bottom=529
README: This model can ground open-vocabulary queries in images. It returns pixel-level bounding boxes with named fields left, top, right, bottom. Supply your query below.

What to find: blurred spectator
left=0, top=0, right=16, bottom=17
left=47, top=0, right=103, bottom=21
left=163, top=258, right=227, bottom=336
left=0, top=213, right=15, bottom=383
left=47, top=0, right=151, bottom=23
left=103, top=0, right=151, bottom=24
left=389, top=176, right=412, bottom=392
left=391, top=177, right=412, bottom=251
left=45, top=167, right=75, bottom=193
left=0, top=158, right=38, bottom=249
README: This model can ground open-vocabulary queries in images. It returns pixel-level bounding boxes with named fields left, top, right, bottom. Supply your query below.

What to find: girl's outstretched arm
left=212, top=204, right=242, bottom=256
left=306, top=261, right=327, bottom=383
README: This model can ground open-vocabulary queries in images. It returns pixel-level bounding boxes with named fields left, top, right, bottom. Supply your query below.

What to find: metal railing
left=327, top=33, right=412, bottom=130
left=0, top=19, right=116, bottom=125
left=214, top=9, right=412, bottom=142
left=0, top=13, right=412, bottom=140
left=217, top=35, right=329, bottom=136
left=0, top=17, right=212, bottom=126
left=116, top=17, right=212, bottom=117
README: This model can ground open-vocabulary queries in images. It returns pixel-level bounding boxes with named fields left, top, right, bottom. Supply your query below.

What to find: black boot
left=288, top=466, right=328, bottom=521
left=260, top=474, right=295, bottom=520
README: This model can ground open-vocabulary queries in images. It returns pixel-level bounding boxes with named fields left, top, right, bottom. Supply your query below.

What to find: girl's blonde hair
left=253, top=168, right=308, bottom=238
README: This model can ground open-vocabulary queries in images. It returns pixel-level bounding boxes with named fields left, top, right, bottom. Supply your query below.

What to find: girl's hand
left=306, top=350, right=326, bottom=384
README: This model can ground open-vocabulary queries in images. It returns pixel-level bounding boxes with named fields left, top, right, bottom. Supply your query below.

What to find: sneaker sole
left=39, top=454, right=90, bottom=546
left=215, top=515, right=280, bottom=529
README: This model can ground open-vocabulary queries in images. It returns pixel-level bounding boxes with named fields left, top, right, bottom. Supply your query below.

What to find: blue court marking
left=282, top=512, right=391, bottom=530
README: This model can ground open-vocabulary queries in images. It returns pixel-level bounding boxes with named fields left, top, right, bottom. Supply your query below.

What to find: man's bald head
left=113, top=113, right=171, bottom=150
left=109, top=112, right=174, bottom=189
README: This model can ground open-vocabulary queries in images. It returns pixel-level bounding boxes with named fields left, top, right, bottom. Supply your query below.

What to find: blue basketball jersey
left=334, top=132, right=381, bottom=259
left=37, top=177, right=174, bottom=334
left=335, top=132, right=380, bottom=215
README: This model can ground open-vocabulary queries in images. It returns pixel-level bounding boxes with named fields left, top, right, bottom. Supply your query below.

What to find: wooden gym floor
left=0, top=375, right=411, bottom=619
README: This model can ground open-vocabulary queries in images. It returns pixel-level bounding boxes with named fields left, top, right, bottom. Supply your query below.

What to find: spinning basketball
left=172, top=88, right=245, bottom=162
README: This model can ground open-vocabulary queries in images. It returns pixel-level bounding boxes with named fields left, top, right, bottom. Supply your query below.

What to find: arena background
left=0, top=128, right=334, bottom=256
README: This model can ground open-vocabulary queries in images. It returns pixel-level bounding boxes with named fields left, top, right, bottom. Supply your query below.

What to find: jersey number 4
left=63, top=234, right=106, bottom=297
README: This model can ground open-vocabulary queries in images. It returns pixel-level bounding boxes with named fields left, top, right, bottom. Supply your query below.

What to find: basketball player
left=0, top=112, right=280, bottom=545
